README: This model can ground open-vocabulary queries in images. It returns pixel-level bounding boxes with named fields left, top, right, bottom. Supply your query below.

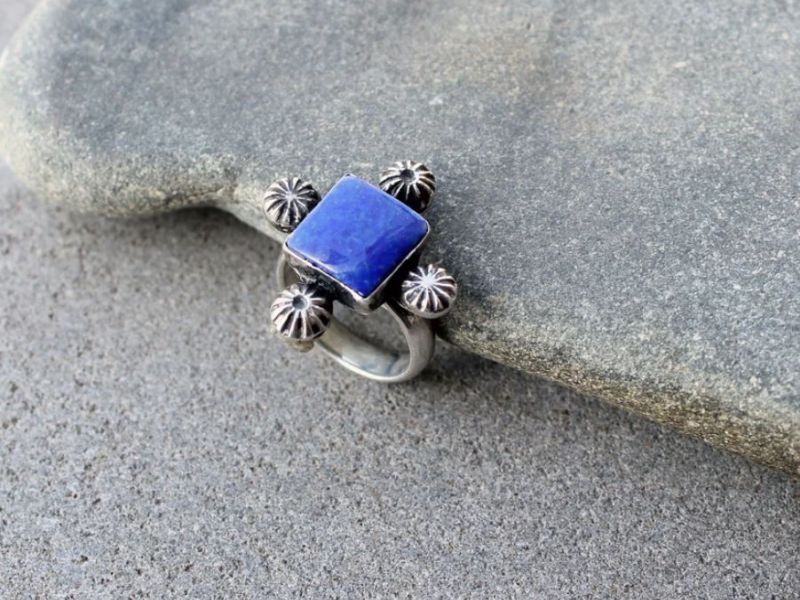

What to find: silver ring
left=267, top=162, right=457, bottom=383
left=276, top=254, right=435, bottom=383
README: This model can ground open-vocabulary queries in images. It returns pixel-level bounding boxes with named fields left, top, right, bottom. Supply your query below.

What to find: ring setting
left=267, top=161, right=457, bottom=382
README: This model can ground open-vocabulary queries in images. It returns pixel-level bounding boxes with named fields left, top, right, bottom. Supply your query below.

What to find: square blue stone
left=285, top=175, right=429, bottom=298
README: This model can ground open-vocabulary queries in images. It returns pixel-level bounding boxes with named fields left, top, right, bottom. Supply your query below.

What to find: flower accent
left=379, top=160, right=436, bottom=212
left=263, top=177, right=321, bottom=232
left=270, top=282, right=333, bottom=350
left=400, top=264, right=457, bottom=319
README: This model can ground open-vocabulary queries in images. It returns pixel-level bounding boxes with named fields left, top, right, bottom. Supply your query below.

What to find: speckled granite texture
left=2, top=3, right=800, bottom=597
left=1, top=0, right=799, bottom=476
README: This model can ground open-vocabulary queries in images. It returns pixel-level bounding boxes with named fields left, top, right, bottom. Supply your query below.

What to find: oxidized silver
left=379, top=160, right=436, bottom=212
left=263, top=176, right=321, bottom=232
left=400, top=264, right=457, bottom=319
left=270, top=281, right=332, bottom=351
left=269, top=161, right=456, bottom=382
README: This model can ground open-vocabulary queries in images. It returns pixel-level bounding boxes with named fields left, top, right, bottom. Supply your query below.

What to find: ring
left=266, top=161, right=457, bottom=383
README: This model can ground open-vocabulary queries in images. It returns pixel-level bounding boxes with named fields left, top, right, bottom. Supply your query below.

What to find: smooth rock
left=1, top=0, right=799, bottom=473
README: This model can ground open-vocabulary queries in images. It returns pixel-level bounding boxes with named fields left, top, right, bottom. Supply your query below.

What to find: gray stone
left=1, top=0, right=800, bottom=474
left=3, top=3, right=800, bottom=597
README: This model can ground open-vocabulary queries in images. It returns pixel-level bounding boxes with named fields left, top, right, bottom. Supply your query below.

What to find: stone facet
left=285, top=176, right=429, bottom=299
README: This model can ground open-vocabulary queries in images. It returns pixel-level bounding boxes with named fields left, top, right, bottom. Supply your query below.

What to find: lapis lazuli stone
left=285, top=175, right=429, bottom=298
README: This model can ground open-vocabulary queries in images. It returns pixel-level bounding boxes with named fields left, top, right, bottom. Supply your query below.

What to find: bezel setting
left=268, top=161, right=457, bottom=382
left=283, top=175, right=430, bottom=313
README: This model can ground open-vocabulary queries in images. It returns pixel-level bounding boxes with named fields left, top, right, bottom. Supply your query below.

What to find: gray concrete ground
left=1, top=2, right=799, bottom=598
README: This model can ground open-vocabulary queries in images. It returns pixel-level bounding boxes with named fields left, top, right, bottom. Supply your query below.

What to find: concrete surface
left=2, top=0, right=800, bottom=473
left=1, top=2, right=800, bottom=598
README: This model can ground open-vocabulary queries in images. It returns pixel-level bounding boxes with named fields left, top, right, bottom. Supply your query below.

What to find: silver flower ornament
left=400, top=264, right=457, bottom=319
left=379, top=160, right=436, bottom=212
left=270, top=282, right=333, bottom=351
left=263, top=176, right=321, bottom=232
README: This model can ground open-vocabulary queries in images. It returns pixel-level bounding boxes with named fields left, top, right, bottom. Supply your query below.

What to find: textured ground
left=2, top=2, right=800, bottom=598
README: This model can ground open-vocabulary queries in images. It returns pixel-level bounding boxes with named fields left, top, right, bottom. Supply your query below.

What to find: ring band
left=267, top=162, right=456, bottom=383
left=276, top=254, right=435, bottom=383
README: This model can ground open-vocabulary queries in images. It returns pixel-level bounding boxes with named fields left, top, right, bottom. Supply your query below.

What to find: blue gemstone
left=286, top=175, right=429, bottom=298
